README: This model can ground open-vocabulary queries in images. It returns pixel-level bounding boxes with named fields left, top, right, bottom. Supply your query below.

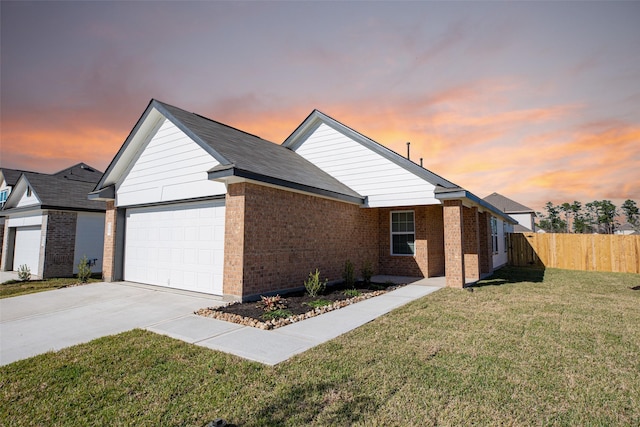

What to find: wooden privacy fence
left=508, top=233, right=640, bottom=274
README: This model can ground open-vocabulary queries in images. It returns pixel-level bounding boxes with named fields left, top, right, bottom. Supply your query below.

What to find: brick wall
left=443, top=200, right=465, bottom=288
left=223, top=182, right=379, bottom=300
left=102, top=201, right=117, bottom=281
left=377, top=205, right=444, bottom=277
left=463, top=206, right=480, bottom=280
left=478, top=212, right=493, bottom=275
left=42, top=210, right=78, bottom=278
left=0, top=220, right=4, bottom=263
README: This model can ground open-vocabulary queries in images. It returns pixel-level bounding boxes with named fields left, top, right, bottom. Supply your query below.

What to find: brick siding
left=377, top=205, right=444, bottom=277
left=478, top=212, right=493, bottom=275
left=223, top=182, right=379, bottom=300
left=102, top=201, right=117, bottom=281
left=42, top=210, right=78, bottom=278
left=463, top=206, right=480, bottom=280
left=443, top=200, right=465, bottom=288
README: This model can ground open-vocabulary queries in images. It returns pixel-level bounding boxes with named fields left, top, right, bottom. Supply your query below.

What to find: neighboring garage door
left=124, top=200, right=225, bottom=295
left=13, top=226, right=41, bottom=273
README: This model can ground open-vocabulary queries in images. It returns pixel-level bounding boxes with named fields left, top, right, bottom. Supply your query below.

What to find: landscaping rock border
left=195, top=286, right=402, bottom=330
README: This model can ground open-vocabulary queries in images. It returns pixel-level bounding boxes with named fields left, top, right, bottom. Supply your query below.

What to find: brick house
left=90, top=99, right=515, bottom=301
left=0, top=164, right=106, bottom=278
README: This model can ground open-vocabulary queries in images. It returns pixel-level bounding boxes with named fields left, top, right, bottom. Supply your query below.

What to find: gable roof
left=483, top=192, right=535, bottom=214
left=282, top=109, right=459, bottom=189
left=1, top=168, right=33, bottom=187
left=3, top=166, right=105, bottom=213
left=93, top=99, right=364, bottom=204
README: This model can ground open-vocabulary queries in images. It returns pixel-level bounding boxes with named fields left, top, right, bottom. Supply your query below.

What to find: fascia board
left=436, top=188, right=518, bottom=224
left=208, top=166, right=365, bottom=205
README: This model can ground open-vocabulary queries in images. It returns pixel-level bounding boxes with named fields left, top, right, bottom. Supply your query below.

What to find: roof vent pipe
left=406, top=142, right=410, bottom=160
left=420, top=158, right=423, bottom=167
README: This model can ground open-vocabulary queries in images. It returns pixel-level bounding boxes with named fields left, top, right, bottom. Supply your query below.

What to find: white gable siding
left=117, top=119, right=226, bottom=207
left=294, top=123, right=439, bottom=207
left=510, top=213, right=534, bottom=231
left=15, top=186, right=40, bottom=208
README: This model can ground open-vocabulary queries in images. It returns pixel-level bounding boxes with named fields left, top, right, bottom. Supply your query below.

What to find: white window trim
left=390, top=210, right=415, bottom=256
left=491, top=217, right=499, bottom=255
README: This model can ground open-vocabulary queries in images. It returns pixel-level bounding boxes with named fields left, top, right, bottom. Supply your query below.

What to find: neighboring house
left=0, top=168, right=30, bottom=261
left=90, top=99, right=516, bottom=301
left=483, top=192, right=537, bottom=233
left=615, top=223, right=638, bottom=235
left=0, top=163, right=106, bottom=278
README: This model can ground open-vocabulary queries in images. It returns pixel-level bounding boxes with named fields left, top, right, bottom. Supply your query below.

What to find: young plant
left=342, top=260, right=355, bottom=289
left=262, top=309, right=292, bottom=321
left=77, top=255, right=92, bottom=283
left=304, top=299, right=332, bottom=308
left=257, top=295, right=287, bottom=312
left=343, top=289, right=361, bottom=298
left=361, top=261, right=374, bottom=286
left=304, top=268, right=327, bottom=297
left=17, top=264, right=31, bottom=281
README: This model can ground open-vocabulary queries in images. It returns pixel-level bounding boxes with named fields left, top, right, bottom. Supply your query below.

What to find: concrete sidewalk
left=148, top=276, right=445, bottom=365
left=1, top=276, right=444, bottom=366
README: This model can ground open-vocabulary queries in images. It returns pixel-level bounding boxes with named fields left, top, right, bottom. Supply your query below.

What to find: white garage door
left=124, top=200, right=225, bottom=295
left=13, top=226, right=41, bottom=273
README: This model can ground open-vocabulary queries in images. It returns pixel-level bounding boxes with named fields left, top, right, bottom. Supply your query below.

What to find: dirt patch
left=196, top=282, right=403, bottom=330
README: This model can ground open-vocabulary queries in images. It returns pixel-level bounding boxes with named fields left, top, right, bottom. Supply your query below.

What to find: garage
left=123, top=200, right=225, bottom=295
left=13, top=226, right=41, bottom=273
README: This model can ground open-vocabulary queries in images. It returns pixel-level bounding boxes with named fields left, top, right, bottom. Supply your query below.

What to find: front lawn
left=2, top=267, right=639, bottom=425
left=0, top=275, right=102, bottom=299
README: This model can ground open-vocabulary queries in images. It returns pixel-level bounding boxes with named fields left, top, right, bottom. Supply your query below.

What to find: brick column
left=443, top=200, right=465, bottom=288
left=463, top=206, right=481, bottom=281
left=223, top=183, right=246, bottom=299
left=42, top=211, right=78, bottom=278
left=478, top=212, right=493, bottom=276
left=102, top=201, right=118, bottom=282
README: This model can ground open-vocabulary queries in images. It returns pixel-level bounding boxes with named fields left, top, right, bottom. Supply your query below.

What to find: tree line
left=536, top=199, right=639, bottom=234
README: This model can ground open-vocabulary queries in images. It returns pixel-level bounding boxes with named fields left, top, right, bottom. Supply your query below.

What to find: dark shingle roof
left=156, top=101, right=363, bottom=201
left=22, top=172, right=105, bottom=211
left=483, top=192, right=534, bottom=214
left=1, top=168, right=32, bottom=186
left=53, top=163, right=103, bottom=183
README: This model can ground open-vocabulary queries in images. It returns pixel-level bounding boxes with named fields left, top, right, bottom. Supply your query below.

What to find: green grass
left=2, top=267, right=639, bottom=425
left=0, top=275, right=102, bottom=299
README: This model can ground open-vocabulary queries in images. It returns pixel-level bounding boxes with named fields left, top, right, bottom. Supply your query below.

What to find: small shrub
left=304, top=299, right=332, bottom=308
left=342, top=260, right=355, bottom=288
left=343, top=289, right=361, bottom=298
left=304, top=268, right=327, bottom=297
left=257, top=295, right=287, bottom=312
left=77, top=256, right=92, bottom=283
left=361, top=261, right=374, bottom=286
left=262, top=309, right=292, bottom=321
left=17, top=264, right=31, bottom=281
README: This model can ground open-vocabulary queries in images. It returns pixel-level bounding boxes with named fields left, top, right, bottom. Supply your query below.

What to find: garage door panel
left=124, top=200, right=225, bottom=295
left=13, top=226, right=41, bottom=273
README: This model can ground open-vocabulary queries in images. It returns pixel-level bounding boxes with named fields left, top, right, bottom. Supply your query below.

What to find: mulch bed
left=196, top=282, right=404, bottom=330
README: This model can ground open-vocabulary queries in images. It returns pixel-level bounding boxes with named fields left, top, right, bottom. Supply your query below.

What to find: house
left=483, top=192, right=537, bottom=232
left=90, top=99, right=516, bottom=301
left=0, top=168, right=29, bottom=261
left=615, top=223, right=638, bottom=235
left=0, top=163, right=106, bottom=278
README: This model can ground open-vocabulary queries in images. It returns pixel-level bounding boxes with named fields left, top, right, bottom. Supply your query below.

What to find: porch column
left=222, top=183, right=246, bottom=300
left=102, top=201, right=118, bottom=282
left=478, top=212, right=493, bottom=276
left=443, top=200, right=465, bottom=288
left=463, top=206, right=481, bottom=281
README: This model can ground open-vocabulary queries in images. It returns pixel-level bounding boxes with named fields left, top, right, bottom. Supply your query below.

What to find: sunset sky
left=1, top=1, right=639, bottom=213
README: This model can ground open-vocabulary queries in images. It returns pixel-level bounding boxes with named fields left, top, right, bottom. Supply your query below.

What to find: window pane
left=392, top=233, right=415, bottom=255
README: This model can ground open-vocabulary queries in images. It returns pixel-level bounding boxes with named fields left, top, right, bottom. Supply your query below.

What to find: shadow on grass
left=473, top=266, right=545, bottom=288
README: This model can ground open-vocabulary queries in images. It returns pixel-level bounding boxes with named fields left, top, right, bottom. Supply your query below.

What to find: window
left=391, top=211, right=415, bottom=255
left=0, top=189, right=7, bottom=204
left=503, top=222, right=508, bottom=253
left=491, top=217, right=498, bottom=254
left=26, top=187, right=32, bottom=197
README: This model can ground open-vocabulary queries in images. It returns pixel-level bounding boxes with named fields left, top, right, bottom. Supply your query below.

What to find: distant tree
left=621, top=199, right=639, bottom=231
left=537, top=202, right=567, bottom=233
left=592, top=200, right=618, bottom=234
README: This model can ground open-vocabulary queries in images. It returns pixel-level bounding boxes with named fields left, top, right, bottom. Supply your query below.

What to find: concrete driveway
left=0, top=282, right=224, bottom=366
